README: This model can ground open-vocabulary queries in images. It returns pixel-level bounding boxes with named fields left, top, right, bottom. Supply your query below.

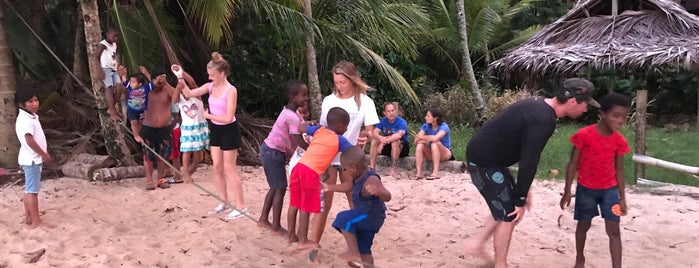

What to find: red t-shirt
left=570, top=125, right=630, bottom=189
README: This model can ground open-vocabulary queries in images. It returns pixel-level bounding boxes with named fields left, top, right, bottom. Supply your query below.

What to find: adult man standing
left=369, top=102, right=409, bottom=177
left=463, top=78, right=600, bottom=267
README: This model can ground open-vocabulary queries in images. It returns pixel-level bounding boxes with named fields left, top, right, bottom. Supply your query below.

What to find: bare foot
left=257, top=219, right=272, bottom=229
left=388, top=166, right=397, bottom=177
left=337, top=250, right=361, bottom=262
left=30, top=220, right=56, bottom=229
left=574, top=255, right=585, bottom=268
left=287, top=234, right=299, bottom=244
left=462, top=241, right=493, bottom=265
left=270, top=226, right=288, bottom=236
left=25, top=216, right=32, bottom=225
left=298, top=241, right=319, bottom=250
left=183, top=175, right=193, bottom=183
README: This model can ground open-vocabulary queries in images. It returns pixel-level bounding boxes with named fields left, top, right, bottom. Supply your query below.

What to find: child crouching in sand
left=287, top=107, right=352, bottom=250
left=324, top=146, right=391, bottom=266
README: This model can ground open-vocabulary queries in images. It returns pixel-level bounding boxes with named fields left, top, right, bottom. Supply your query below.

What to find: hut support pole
left=634, top=89, right=648, bottom=182
left=612, top=0, right=618, bottom=17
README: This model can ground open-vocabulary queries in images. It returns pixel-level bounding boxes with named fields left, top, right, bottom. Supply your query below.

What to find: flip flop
left=156, top=178, right=171, bottom=189
left=308, top=248, right=320, bottom=263
left=425, top=175, right=441, bottom=180
left=168, top=177, right=184, bottom=184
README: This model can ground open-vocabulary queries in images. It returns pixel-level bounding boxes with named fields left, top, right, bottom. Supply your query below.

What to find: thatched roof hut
left=489, top=0, right=699, bottom=83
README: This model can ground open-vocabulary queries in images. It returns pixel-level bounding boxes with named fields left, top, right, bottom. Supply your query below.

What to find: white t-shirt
left=320, top=93, right=380, bottom=164
left=99, top=40, right=118, bottom=70
left=15, top=109, right=47, bottom=166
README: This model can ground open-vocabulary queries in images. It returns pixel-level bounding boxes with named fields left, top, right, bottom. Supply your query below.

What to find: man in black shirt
left=463, top=78, right=599, bottom=267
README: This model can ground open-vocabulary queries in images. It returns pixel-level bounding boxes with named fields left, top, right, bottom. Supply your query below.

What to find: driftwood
left=61, top=153, right=117, bottom=180
left=92, top=166, right=144, bottom=182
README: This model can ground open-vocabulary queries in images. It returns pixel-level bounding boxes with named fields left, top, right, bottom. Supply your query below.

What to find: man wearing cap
left=462, top=78, right=599, bottom=267
left=139, top=67, right=178, bottom=190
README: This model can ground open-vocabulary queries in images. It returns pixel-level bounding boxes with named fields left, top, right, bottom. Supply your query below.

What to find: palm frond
left=186, top=0, right=235, bottom=47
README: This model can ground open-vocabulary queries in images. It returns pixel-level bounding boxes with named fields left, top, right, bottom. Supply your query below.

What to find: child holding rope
left=257, top=80, right=308, bottom=235
left=560, top=93, right=631, bottom=268
left=287, top=107, right=352, bottom=250
left=324, top=145, right=391, bottom=266
left=171, top=65, right=209, bottom=183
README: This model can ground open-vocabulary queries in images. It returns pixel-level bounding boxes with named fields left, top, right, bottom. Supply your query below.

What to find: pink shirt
left=263, top=107, right=302, bottom=160
left=208, top=83, right=236, bottom=125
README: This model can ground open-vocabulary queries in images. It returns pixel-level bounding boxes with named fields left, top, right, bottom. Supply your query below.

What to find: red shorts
left=289, top=163, right=322, bottom=213
left=170, top=127, right=181, bottom=160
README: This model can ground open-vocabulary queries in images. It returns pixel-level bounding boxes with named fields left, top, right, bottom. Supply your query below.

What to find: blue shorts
left=102, top=68, right=120, bottom=88
left=127, top=109, right=144, bottom=121
left=22, top=162, right=42, bottom=194
left=467, top=163, right=516, bottom=222
left=332, top=209, right=380, bottom=255
left=574, top=184, right=621, bottom=222
left=260, top=143, right=288, bottom=189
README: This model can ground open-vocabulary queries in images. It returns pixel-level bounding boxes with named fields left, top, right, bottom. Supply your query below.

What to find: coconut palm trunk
left=81, top=0, right=135, bottom=166
left=143, top=0, right=180, bottom=65
left=456, top=0, right=487, bottom=116
left=302, top=0, right=323, bottom=119
left=0, top=6, right=19, bottom=167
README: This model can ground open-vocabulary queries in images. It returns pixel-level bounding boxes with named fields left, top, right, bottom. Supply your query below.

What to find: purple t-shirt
left=263, top=107, right=303, bottom=160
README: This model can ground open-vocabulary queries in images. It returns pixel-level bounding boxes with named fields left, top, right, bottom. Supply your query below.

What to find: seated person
left=414, top=108, right=453, bottom=180
left=369, top=102, right=409, bottom=177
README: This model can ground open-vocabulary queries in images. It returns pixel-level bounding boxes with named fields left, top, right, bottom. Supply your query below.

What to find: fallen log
left=373, top=155, right=466, bottom=173
left=61, top=161, right=99, bottom=181
left=70, top=153, right=116, bottom=167
left=92, top=166, right=145, bottom=182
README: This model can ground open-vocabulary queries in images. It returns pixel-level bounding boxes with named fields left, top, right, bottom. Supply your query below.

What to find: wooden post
left=634, top=89, right=648, bottom=182
left=612, top=0, right=619, bottom=17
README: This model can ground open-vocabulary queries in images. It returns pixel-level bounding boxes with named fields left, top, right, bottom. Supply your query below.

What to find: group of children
left=13, top=27, right=633, bottom=267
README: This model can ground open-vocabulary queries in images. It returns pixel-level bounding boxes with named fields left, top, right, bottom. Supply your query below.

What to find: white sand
left=1, top=165, right=698, bottom=267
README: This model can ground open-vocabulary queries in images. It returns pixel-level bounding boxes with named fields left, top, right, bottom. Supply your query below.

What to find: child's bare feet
left=574, top=255, right=585, bottom=268
left=30, top=220, right=55, bottom=229
left=25, top=216, right=32, bottom=225
left=388, top=166, right=397, bottom=177
left=298, top=241, right=319, bottom=250
left=462, top=241, right=493, bottom=265
left=337, top=250, right=361, bottom=262
left=270, top=226, right=288, bottom=236
left=257, top=219, right=272, bottom=229
left=287, top=234, right=299, bottom=244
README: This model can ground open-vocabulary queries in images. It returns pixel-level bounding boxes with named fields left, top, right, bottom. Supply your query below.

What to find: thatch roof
left=490, top=0, right=699, bottom=82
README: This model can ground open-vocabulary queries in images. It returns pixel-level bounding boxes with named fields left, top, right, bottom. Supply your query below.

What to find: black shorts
left=140, top=125, right=173, bottom=162
left=127, top=109, right=144, bottom=121
left=209, top=121, right=241, bottom=150
left=380, top=139, right=410, bottom=158
left=467, top=162, right=516, bottom=222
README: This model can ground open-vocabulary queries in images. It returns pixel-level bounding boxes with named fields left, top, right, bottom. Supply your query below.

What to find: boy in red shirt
left=560, top=93, right=631, bottom=268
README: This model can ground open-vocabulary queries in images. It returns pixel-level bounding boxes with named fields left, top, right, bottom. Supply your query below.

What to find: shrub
left=421, top=85, right=480, bottom=127
left=485, top=90, right=537, bottom=117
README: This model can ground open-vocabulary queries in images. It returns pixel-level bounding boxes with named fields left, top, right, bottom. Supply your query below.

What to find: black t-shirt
left=466, top=97, right=557, bottom=206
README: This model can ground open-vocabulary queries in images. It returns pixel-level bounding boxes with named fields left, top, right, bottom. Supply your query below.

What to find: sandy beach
left=1, top=165, right=698, bottom=267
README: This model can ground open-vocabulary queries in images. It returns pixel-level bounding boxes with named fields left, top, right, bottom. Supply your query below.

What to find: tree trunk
left=634, top=89, right=648, bottom=182
left=456, top=0, right=487, bottom=117
left=61, top=161, right=100, bottom=180
left=70, top=153, right=116, bottom=167
left=143, top=0, right=180, bottom=65
left=72, top=5, right=89, bottom=82
left=81, top=0, right=136, bottom=166
left=0, top=6, right=19, bottom=167
left=92, top=166, right=145, bottom=182
left=302, top=0, right=323, bottom=120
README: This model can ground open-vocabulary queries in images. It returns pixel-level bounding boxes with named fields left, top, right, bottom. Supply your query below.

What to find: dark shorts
left=209, top=121, right=241, bottom=150
left=140, top=125, right=173, bottom=162
left=260, top=143, right=288, bottom=189
left=127, top=109, right=144, bottom=121
left=380, top=139, right=410, bottom=158
left=332, top=209, right=380, bottom=255
left=467, top=162, right=516, bottom=222
left=574, top=184, right=621, bottom=222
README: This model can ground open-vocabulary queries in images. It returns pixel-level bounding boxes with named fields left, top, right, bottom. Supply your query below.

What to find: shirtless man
left=140, top=68, right=177, bottom=190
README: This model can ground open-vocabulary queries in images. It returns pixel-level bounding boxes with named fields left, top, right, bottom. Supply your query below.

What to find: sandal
left=156, top=178, right=171, bottom=189
left=425, top=175, right=441, bottom=180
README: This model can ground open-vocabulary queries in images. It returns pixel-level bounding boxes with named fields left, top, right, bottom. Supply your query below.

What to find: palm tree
left=456, top=0, right=486, bottom=113
left=0, top=5, right=19, bottom=167
left=81, top=0, right=135, bottom=166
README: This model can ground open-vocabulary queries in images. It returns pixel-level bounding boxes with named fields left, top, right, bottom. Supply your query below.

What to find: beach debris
left=669, top=241, right=688, bottom=249
left=388, top=205, right=407, bottom=212
left=24, top=248, right=46, bottom=263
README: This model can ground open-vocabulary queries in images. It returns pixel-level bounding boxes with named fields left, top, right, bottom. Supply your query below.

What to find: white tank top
left=99, top=40, right=118, bottom=70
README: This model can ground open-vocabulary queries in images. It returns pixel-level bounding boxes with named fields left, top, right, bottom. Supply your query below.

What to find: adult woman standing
left=180, top=52, right=247, bottom=220
left=312, top=61, right=380, bottom=244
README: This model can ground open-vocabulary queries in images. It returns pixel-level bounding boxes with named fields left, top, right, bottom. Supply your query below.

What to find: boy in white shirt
left=15, top=88, right=52, bottom=228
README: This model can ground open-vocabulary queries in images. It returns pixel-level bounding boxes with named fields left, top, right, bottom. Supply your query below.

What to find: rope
left=5, top=2, right=381, bottom=265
